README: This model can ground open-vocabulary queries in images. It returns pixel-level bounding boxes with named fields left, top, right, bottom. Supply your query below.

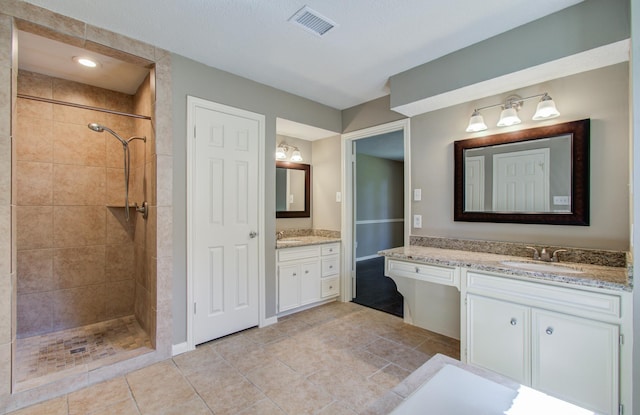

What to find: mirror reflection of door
left=464, top=156, right=485, bottom=211
left=287, top=169, right=306, bottom=211
left=493, top=148, right=550, bottom=212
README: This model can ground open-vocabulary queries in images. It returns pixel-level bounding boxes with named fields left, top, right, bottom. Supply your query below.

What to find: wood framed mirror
left=454, top=119, right=590, bottom=225
left=276, top=161, right=311, bottom=218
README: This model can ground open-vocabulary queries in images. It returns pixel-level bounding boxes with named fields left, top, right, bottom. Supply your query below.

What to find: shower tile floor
left=15, top=315, right=153, bottom=390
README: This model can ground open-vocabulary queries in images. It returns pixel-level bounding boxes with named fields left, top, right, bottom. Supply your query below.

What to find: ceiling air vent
left=288, top=6, right=337, bottom=37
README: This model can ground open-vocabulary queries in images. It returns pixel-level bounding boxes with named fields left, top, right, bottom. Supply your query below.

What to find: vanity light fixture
left=275, top=142, right=303, bottom=161
left=72, top=56, right=98, bottom=68
left=465, top=93, right=560, bottom=132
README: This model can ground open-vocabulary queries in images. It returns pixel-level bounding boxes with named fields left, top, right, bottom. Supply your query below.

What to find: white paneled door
left=189, top=97, right=264, bottom=346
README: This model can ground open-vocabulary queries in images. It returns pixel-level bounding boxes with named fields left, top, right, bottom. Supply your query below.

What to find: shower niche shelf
left=106, top=202, right=148, bottom=219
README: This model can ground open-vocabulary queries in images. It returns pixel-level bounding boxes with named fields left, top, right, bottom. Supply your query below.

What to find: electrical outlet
left=413, top=214, right=422, bottom=228
left=413, top=188, right=422, bottom=201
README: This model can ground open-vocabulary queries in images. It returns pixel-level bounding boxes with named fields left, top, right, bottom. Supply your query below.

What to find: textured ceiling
left=23, top=0, right=582, bottom=110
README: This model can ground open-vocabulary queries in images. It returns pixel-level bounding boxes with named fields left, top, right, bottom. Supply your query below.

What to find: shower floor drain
left=70, top=347, right=86, bottom=354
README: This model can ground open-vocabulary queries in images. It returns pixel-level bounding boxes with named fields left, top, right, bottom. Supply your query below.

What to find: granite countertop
left=276, top=236, right=342, bottom=249
left=379, top=245, right=631, bottom=292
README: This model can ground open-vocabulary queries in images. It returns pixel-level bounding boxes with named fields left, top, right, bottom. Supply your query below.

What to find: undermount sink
left=500, top=261, right=584, bottom=274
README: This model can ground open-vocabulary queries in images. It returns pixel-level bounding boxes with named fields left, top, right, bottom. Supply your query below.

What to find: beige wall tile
left=17, top=291, right=53, bottom=337
left=104, top=90, right=134, bottom=114
left=156, top=207, right=171, bottom=258
left=53, top=164, right=106, bottom=206
left=53, top=246, right=105, bottom=289
left=133, top=245, right=146, bottom=288
left=16, top=161, right=52, bottom=205
left=17, top=71, right=53, bottom=98
left=53, top=122, right=106, bottom=167
left=17, top=249, right=54, bottom=294
left=0, top=14, right=12, bottom=67
left=53, top=206, right=106, bottom=248
left=105, top=243, right=135, bottom=282
left=52, top=78, right=106, bottom=108
left=8, top=1, right=86, bottom=39
left=53, top=104, right=109, bottom=127
left=0, top=67, right=11, bottom=138
left=106, top=208, right=135, bottom=245
left=0, top=135, right=10, bottom=207
left=106, top=136, right=124, bottom=169
left=52, top=284, right=106, bottom=331
left=16, top=205, right=53, bottom=250
left=85, top=26, right=155, bottom=62
left=129, top=165, right=144, bottom=205
left=0, top=341, right=11, bottom=397
left=156, top=155, right=172, bottom=207
left=0, top=275, right=10, bottom=344
left=105, top=280, right=134, bottom=319
left=68, top=376, right=132, bottom=415
left=16, top=98, right=52, bottom=121
left=15, top=115, right=54, bottom=162
left=106, top=168, right=126, bottom=207
left=0, top=206, right=10, bottom=275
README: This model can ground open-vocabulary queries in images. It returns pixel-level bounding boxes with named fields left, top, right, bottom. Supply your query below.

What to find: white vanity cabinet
left=277, top=243, right=340, bottom=313
left=464, top=271, right=623, bottom=415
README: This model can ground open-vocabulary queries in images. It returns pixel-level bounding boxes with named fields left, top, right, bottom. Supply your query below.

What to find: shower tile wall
left=15, top=70, right=144, bottom=338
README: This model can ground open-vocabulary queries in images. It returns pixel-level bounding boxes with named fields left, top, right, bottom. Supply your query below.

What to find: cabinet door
left=299, top=260, right=320, bottom=305
left=278, top=264, right=300, bottom=312
left=532, top=310, right=619, bottom=415
left=467, top=294, right=530, bottom=384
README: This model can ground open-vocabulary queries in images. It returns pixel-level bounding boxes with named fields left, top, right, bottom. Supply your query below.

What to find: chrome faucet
left=526, top=246, right=567, bottom=262
left=276, top=231, right=284, bottom=240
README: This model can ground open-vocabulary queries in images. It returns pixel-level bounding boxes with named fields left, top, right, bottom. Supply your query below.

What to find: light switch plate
left=413, top=188, right=422, bottom=201
left=336, top=192, right=342, bottom=202
left=413, top=214, right=422, bottom=228
left=553, top=196, right=570, bottom=205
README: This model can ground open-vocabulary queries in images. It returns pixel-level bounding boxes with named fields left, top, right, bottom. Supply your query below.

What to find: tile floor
left=15, top=316, right=153, bottom=391
left=9, top=302, right=460, bottom=415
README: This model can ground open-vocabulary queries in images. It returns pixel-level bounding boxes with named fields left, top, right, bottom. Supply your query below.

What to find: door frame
left=341, top=119, right=411, bottom=301
left=185, top=96, right=266, bottom=351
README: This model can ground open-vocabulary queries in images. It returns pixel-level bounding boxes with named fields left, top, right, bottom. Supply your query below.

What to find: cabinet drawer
left=321, top=243, right=340, bottom=256
left=321, top=256, right=339, bottom=277
left=278, top=245, right=321, bottom=262
left=466, top=272, right=621, bottom=320
left=321, top=277, right=339, bottom=298
left=387, top=259, right=456, bottom=286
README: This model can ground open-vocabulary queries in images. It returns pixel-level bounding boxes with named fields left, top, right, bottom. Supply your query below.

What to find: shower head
left=88, top=123, right=104, bottom=132
left=87, top=123, right=127, bottom=145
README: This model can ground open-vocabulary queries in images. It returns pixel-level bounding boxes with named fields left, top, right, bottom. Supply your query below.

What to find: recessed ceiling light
left=72, top=56, right=98, bottom=68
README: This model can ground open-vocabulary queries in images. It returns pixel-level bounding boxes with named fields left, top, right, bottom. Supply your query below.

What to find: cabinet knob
left=292, top=273, right=297, bottom=276
left=305, top=270, right=309, bottom=274
left=510, top=318, right=517, bottom=326
left=415, top=267, right=420, bottom=273
left=545, top=327, right=554, bottom=335
left=329, top=285, right=333, bottom=289
left=329, top=249, right=333, bottom=252
left=329, top=265, right=333, bottom=269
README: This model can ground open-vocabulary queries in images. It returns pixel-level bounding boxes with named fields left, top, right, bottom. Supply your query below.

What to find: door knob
left=249, top=231, right=257, bottom=238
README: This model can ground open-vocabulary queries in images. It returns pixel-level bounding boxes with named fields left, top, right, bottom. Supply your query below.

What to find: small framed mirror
left=454, top=119, right=590, bottom=225
left=276, top=161, right=311, bottom=218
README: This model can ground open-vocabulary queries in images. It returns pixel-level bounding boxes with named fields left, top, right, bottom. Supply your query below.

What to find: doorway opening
left=341, top=119, right=410, bottom=316
left=351, top=132, right=405, bottom=316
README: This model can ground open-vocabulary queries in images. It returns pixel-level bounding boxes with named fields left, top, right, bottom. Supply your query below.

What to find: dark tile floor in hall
left=352, top=257, right=403, bottom=317
left=9, top=302, right=461, bottom=415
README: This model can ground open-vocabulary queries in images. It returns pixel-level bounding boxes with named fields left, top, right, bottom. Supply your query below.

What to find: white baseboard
left=260, top=316, right=278, bottom=328
left=172, top=342, right=190, bottom=356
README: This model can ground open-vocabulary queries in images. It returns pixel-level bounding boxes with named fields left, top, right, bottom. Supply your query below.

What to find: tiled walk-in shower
left=14, top=68, right=156, bottom=390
